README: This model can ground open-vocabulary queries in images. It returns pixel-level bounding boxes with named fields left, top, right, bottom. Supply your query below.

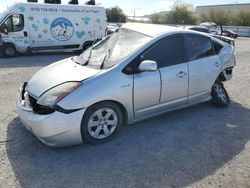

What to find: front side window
left=186, top=34, right=215, bottom=61
left=141, top=35, right=187, bottom=68
left=2, top=14, right=24, bottom=33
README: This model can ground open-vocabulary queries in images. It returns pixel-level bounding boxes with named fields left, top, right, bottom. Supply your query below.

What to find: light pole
left=133, top=8, right=141, bottom=21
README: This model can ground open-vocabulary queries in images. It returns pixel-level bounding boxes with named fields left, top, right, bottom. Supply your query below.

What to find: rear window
left=190, top=27, right=209, bottom=33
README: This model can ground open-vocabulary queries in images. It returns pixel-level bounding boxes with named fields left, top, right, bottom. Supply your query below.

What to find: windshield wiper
left=84, top=38, right=100, bottom=66
left=100, top=53, right=107, bottom=69
left=78, top=35, right=112, bottom=67
left=100, top=47, right=112, bottom=69
left=71, top=56, right=81, bottom=64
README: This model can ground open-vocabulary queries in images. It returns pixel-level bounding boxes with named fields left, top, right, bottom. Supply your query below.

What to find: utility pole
left=133, top=8, right=141, bottom=21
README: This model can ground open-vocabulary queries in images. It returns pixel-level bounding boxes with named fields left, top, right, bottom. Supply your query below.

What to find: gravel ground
left=0, top=39, right=250, bottom=188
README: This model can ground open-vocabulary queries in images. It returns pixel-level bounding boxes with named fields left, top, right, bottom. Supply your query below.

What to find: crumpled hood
left=26, top=58, right=101, bottom=98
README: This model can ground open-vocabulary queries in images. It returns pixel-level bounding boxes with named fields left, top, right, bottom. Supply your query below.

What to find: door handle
left=176, top=71, right=187, bottom=78
left=215, top=62, right=220, bottom=67
left=24, top=31, right=28, bottom=37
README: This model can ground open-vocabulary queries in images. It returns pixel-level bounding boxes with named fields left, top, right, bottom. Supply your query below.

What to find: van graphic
left=51, top=17, right=74, bottom=41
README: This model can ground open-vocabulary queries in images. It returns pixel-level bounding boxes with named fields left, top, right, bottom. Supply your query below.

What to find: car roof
left=122, top=22, right=181, bottom=37
left=188, top=26, right=208, bottom=29
left=121, top=23, right=221, bottom=43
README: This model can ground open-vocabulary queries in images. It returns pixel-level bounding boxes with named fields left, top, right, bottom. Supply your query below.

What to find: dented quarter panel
left=219, top=43, right=236, bottom=70
left=218, top=43, right=236, bottom=80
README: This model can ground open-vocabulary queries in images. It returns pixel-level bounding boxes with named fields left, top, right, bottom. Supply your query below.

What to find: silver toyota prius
left=17, top=23, right=236, bottom=147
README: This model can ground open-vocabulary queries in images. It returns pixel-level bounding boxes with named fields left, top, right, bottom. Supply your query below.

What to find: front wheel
left=3, top=44, right=17, bottom=58
left=211, top=83, right=230, bottom=107
left=81, top=102, right=123, bottom=144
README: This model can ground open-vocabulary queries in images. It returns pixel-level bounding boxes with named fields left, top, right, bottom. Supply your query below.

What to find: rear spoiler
left=211, top=34, right=235, bottom=46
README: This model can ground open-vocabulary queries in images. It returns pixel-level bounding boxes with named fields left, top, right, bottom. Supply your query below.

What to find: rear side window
left=142, top=35, right=186, bottom=68
left=212, top=41, right=223, bottom=54
left=186, top=34, right=215, bottom=61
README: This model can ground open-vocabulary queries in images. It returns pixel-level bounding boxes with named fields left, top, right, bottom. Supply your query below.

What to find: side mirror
left=3, top=28, right=8, bottom=35
left=1, top=25, right=8, bottom=34
left=139, top=60, right=157, bottom=72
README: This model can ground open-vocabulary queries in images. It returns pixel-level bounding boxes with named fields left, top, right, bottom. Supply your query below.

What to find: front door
left=157, top=35, right=188, bottom=106
left=1, top=14, right=29, bottom=52
left=133, top=34, right=189, bottom=119
left=133, top=70, right=161, bottom=118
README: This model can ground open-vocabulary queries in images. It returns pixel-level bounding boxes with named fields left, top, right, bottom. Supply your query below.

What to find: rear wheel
left=3, top=44, right=17, bottom=57
left=211, top=83, right=230, bottom=107
left=81, top=102, right=123, bottom=144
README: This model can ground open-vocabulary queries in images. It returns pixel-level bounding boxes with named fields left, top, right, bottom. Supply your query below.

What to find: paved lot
left=0, top=38, right=250, bottom=188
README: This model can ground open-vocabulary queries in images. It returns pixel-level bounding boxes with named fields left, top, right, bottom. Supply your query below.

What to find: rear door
left=185, top=34, right=222, bottom=103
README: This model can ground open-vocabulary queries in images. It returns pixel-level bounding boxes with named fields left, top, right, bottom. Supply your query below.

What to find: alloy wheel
left=87, top=108, right=118, bottom=139
left=214, top=85, right=227, bottom=103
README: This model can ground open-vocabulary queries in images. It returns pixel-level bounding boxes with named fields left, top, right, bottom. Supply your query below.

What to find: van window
left=3, top=14, right=24, bottom=32
left=186, top=34, right=215, bottom=61
left=141, top=35, right=187, bottom=68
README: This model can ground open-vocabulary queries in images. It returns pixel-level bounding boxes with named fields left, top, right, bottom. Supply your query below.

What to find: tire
left=24, top=47, right=32, bottom=56
left=3, top=44, right=17, bottom=58
left=74, top=42, right=93, bottom=55
left=82, top=42, right=93, bottom=51
left=81, top=102, right=123, bottom=144
left=211, top=83, right=230, bottom=108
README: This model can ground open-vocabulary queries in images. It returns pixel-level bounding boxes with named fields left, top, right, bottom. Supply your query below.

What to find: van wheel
left=81, top=102, right=123, bottom=144
left=211, top=83, right=230, bottom=107
left=74, top=42, right=93, bottom=55
left=3, top=44, right=17, bottom=57
left=82, top=42, right=93, bottom=51
left=24, top=47, right=32, bottom=56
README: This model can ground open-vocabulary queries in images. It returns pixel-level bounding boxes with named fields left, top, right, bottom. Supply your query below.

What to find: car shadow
left=5, top=101, right=250, bottom=188
left=0, top=53, right=73, bottom=68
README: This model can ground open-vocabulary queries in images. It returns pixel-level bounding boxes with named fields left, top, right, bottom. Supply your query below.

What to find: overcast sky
left=1, top=0, right=250, bottom=16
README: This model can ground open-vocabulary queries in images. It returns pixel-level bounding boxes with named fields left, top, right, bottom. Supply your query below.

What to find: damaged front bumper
left=16, top=83, right=85, bottom=147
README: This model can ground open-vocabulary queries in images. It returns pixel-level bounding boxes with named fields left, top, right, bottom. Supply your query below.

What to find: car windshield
left=75, top=28, right=151, bottom=69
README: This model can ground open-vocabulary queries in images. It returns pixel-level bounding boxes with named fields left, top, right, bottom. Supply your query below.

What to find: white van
left=0, top=2, right=107, bottom=57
